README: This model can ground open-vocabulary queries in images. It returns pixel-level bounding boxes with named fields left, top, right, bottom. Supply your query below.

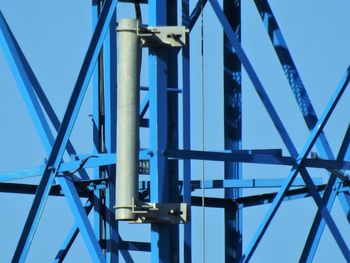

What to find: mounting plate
left=130, top=200, right=189, bottom=224
left=138, top=26, right=188, bottom=47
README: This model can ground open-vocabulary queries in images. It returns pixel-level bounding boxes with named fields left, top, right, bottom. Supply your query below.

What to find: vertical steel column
left=149, top=1, right=179, bottom=262
left=167, top=2, right=180, bottom=262
left=223, top=1, right=242, bottom=262
left=103, top=7, right=118, bottom=263
left=182, top=0, right=192, bottom=262
left=92, top=0, right=104, bottom=251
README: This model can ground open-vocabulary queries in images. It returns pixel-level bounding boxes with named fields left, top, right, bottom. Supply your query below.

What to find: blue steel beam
left=57, top=176, right=106, bottom=262
left=338, top=191, right=350, bottom=223
left=2, top=150, right=350, bottom=183
left=166, top=1, right=181, bottom=261
left=300, top=124, right=350, bottom=262
left=91, top=2, right=118, bottom=260
left=208, top=0, right=297, bottom=157
left=251, top=1, right=350, bottom=259
left=182, top=0, right=192, bottom=261
left=0, top=11, right=54, bottom=152
left=102, top=6, right=118, bottom=262
left=242, top=68, right=350, bottom=261
left=53, top=200, right=94, bottom=263
left=119, top=240, right=151, bottom=252
left=140, top=94, right=150, bottom=120
left=148, top=1, right=180, bottom=262
left=12, top=0, right=116, bottom=261
left=92, top=0, right=102, bottom=247
left=0, top=177, right=324, bottom=197
left=189, top=178, right=323, bottom=190
left=166, top=149, right=350, bottom=170
left=0, top=10, right=89, bottom=179
left=223, top=0, right=242, bottom=261
left=148, top=0, right=170, bottom=259
left=189, top=0, right=208, bottom=31
left=208, top=2, right=350, bottom=259
left=4, top=180, right=350, bottom=207
left=190, top=184, right=350, bottom=209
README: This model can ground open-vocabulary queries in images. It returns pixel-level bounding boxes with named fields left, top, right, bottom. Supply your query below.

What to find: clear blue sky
left=0, top=0, right=350, bottom=262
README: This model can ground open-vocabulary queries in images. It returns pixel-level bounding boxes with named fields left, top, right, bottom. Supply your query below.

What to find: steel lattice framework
left=0, top=0, right=350, bottom=262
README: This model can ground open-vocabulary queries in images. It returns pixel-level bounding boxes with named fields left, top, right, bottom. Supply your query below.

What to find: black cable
left=134, top=1, right=142, bottom=23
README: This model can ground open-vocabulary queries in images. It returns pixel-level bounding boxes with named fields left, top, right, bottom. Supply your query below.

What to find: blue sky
left=0, top=0, right=350, bottom=262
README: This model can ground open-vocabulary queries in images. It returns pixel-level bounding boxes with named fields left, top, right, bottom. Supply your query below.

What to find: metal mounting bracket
left=138, top=26, right=188, bottom=47
left=129, top=199, right=189, bottom=224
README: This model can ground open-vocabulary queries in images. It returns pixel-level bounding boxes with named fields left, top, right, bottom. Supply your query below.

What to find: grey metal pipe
left=115, top=19, right=140, bottom=220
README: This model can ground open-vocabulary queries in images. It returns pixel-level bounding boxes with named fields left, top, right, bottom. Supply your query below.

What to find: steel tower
left=0, top=0, right=350, bottom=262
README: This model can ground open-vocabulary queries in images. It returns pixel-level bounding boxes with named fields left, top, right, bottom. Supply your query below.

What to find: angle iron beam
left=2, top=151, right=350, bottom=183
left=337, top=191, right=350, bottom=223
left=0, top=11, right=89, bottom=179
left=148, top=1, right=180, bottom=262
left=166, top=149, right=350, bottom=170
left=301, top=124, right=350, bottom=261
left=0, top=176, right=326, bottom=197
left=53, top=200, right=94, bottom=263
left=181, top=0, right=192, bottom=261
left=207, top=9, right=343, bottom=242
left=223, top=0, right=242, bottom=261
left=92, top=0, right=104, bottom=246
left=252, top=3, right=350, bottom=258
left=0, top=11, right=54, bottom=152
left=242, top=67, right=350, bottom=261
left=189, top=0, right=208, bottom=31
left=12, top=0, right=116, bottom=261
left=208, top=0, right=297, bottom=157
left=102, top=7, right=118, bottom=263
left=57, top=176, right=106, bottom=262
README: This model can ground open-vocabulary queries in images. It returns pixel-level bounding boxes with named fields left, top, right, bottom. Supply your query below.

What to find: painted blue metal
left=148, top=1, right=170, bottom=260
left=189, top=178, right=323, bottom=190
left=252, top=2, right=350, bottom=258
left=338, top=191, right=350, bottom=223
left=102, top=6, right=118, bottom=262
left=2, top=150, right=350, bottom=183
left=140, top=94, right=149, bottom=120
left=53, top=200, right=94, bottom=262
left=301, top=124, right=350, bottom=262
left=208, top=0, right=297, bottom=158
left=0, top=151, right=155, bottom=182
left=119, top=240, right=151, bottom=252
left=223, top=1, right=242, bottom=261
left=166, top=149, right=350, bottom=170
left=182, top=1, right=192, bottom=261
left=2, top=1, right=349, bottom=261
left=197, top=5, right=350, bottom=259
left=0, top=11, right=54, bottom=152
left=57, top=176, right=106, bottom=262
left=90, top=2, right=118, bottom=261
left=92, top=0, right=103, bottom=247
left=242, top=67, right=350, bottom=261
left=148, top=1, right=180, bottom=262
left=253, top=0, right=334, bottom=159
left=4, top=180, right=350, bottom=207
left=0, top=10, right=88, bottom=180
left=12, top=1, right=116, bottom=261
left=189, top=0, right=208, bottom=31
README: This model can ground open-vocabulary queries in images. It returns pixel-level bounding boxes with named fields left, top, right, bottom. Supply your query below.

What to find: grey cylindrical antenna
left=115, top=19, right=140, bottom=220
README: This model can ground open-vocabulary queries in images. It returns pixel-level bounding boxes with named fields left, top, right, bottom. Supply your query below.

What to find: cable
left=134, top=1, right=142, bottom=23
left=200, top=1, right=205, bottom=263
